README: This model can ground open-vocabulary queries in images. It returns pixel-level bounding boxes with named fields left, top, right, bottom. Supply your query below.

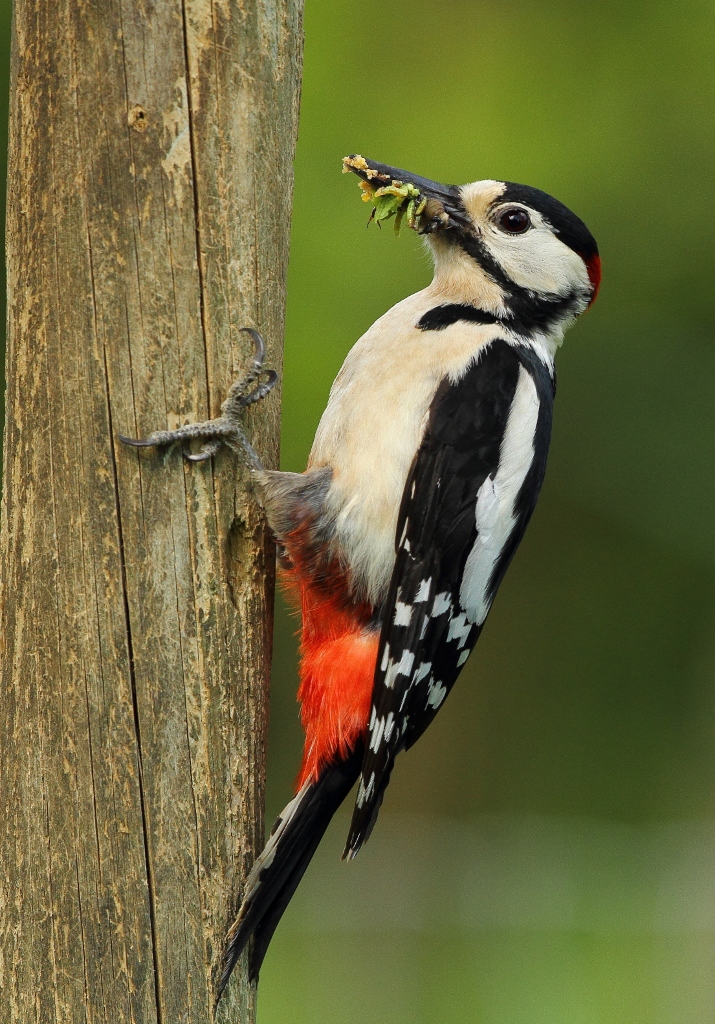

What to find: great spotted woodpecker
left=121, top=156, right=600, bottom=996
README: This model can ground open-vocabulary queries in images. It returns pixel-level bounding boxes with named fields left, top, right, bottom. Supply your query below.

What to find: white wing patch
left=432, top=591, right=452, bottom=617
left=426, top=678, right=447, bottom=709
left=356, top=772, right=376, bottom=808
left=414, top=661, right=432, bottom=684
left=393, top=601, right=413, bottom=626
left=384, top=649, right=415, bottom=688
left=447, top=611, right=472, bottom=648
left=460, top=365, right=540, bottom=625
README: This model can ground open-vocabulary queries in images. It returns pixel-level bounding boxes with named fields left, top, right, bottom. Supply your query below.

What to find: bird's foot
left=118, top=328, right=278, bottom=471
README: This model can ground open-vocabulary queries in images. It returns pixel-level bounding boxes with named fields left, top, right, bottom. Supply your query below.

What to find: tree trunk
left=0, top=1, right=303, bottom=1021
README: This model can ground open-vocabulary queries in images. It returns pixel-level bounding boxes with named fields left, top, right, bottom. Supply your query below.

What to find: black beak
left=343, top=155, right=470, bottom=233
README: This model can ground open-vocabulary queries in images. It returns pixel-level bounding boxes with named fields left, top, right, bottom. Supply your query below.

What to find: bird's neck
left=426, top=237, right=576, bottom=356
left=427, top=240, right=509, bottom=316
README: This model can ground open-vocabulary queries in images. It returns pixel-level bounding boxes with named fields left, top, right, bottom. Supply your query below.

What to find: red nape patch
left=584, top=253, right=601, bottom=307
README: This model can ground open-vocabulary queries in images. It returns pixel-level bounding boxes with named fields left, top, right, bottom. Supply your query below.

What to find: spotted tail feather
left=218, top=746, right=363, bottom=997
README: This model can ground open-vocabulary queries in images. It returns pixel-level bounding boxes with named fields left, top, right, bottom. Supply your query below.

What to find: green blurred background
left=3, top=1, right=715, bottom=1021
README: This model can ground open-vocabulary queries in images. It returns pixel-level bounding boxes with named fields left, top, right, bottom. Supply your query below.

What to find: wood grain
left=0, top=1, right=303, bottom=1020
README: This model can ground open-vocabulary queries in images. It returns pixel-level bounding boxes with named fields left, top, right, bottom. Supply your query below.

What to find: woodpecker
left=121, top=156, right=600, bottom=997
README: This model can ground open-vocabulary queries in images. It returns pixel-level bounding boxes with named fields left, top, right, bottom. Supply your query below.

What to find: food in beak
left=343, top=154, right=457, bottom=236
left=343, top=155, right=426, bottom=234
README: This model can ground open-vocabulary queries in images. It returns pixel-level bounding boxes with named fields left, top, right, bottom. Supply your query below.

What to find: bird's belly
left=307, top=291, right=503, bottom=606
left=312, top=375, right=439, bottom=606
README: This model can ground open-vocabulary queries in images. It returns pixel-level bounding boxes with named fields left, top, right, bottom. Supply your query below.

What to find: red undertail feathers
left=280, top=524, right=378, bottom=790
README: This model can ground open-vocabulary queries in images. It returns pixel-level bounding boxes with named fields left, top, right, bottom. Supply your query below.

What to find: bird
left=120, top=155, right=601, bottom=998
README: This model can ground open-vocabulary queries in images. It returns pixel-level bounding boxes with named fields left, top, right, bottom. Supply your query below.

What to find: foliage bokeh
left=2, top=1, right=715, bottom=1021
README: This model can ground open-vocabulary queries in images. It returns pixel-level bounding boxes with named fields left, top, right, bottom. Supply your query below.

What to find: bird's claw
left=119, top=328, right=278, bottom=471
left=183, top=440, right=221, bottom=463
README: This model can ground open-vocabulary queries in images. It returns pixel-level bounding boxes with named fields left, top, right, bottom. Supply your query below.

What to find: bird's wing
left=344, top=338, right=555, bottom=857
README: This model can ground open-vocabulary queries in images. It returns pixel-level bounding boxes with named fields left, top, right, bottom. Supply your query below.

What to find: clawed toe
left=184, top=440, right=221, bottom=463
left=118, top=327, right=278, bottom=471
left=118, top=434, right=158, bottom=448
left=239, top=369, right=279, bottom=408
left=220, top=330, right=279, bottom=417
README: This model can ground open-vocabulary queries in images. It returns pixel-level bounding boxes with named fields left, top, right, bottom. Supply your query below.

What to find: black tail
left=217, top=745, right=363, bottom=998
left=342, top=764, right=393, bottom=861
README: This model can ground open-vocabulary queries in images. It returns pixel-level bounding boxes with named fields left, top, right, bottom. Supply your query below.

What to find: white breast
left=308, top=287, right=503, bottom=605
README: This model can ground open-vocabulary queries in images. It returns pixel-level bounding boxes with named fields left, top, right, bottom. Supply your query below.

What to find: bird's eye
left=497, top=207, right=531, bottom=234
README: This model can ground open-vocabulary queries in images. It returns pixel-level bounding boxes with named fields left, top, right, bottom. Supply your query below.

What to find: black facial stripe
left=498, top=182, right=598, bottom=260
left=455, top=230, right=586, bottom=336
left=504, top=291, right=582, bottom=336
left=417, top=304, right=501, bottom=331
left=457, top=229, right=514, bottom=292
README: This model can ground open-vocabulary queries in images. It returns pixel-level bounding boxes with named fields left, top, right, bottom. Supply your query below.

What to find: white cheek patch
left=460, top=366, right=539, bottom=625
left=483, top=217, right=590, bottom=298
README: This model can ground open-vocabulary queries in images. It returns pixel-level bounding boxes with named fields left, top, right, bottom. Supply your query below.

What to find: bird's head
left=344, top=156, right=600, bottom=338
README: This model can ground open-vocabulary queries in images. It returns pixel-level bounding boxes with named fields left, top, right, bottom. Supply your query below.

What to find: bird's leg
left=119, top=328, right=278, bottom=471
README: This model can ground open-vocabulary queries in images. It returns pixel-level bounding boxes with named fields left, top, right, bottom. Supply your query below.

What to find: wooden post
left=0, top=1, right=303, bottom=1021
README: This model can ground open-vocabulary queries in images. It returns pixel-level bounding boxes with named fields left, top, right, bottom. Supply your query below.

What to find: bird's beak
left=342, top=155, right=470, bottom=234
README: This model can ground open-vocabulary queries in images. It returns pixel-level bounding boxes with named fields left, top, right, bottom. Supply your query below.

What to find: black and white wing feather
left=344, top=339, right=555, bottom=857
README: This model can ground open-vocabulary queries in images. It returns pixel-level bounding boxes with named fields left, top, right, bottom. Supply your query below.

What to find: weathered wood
left=0, top=1, right=303, bottom=1021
